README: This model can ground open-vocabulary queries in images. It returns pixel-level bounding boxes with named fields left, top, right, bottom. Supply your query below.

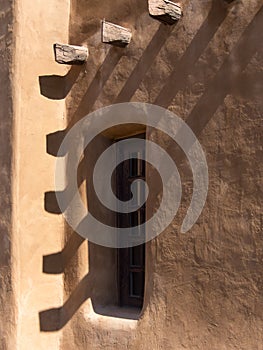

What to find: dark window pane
left=129, top=211, right=145, bottom=238
left=129, top=211, right=139, bottom=226
left=117, top=133, right=146, bottom=308
left=129, top=154, right=139, bottom=177
left=130, top=246, right=143, bottom=267
left=130, top=272, right=144, bottom=298
left=129, top=152, right=145, bottom=177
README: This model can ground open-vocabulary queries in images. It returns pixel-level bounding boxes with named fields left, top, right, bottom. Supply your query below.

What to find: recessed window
left=116, top=134, right=146, bottom=309
left=129, top=151, right=144, bottom=177
left=84, top=129, right=146, bottom=319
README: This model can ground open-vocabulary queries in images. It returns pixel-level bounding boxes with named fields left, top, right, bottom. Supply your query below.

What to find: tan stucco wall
left=11, top=0, right=71, bottom=349
left=61, top=0, right=263, bottom=349
left=0, top=0, right=262, bottom=349
left=0, top=1, right=16, bottom=349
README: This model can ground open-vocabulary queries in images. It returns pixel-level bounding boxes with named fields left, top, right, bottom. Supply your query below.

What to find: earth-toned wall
left=0, top=1, right=16, bottom=349
left=7, top=0, right=71, bottom=349
left=62, top=0, right=263, bottom=349
left=1, top=0, right=262, bottom=349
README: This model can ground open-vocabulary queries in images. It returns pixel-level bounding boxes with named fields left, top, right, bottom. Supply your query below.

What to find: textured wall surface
left=1, top=0, right=262, bottom=349
left=0, top=0, right=15, bottom=349
left=60, top=0, right=263, bottom=349
left=10, top=0, right=71, bottom=349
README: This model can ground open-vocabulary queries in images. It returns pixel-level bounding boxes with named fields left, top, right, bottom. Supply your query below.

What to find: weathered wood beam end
left=54, top=43, right=89, bottom=65
left=102, top=20, right=132, bottom=47
left=148, top=0, right=182, bottom=25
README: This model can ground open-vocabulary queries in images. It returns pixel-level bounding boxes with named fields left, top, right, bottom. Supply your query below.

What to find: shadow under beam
left=39, top=65, right=83, bottom=100
left=39, top=273, right=91, bottom=331
left=43, top=232, right=85, bottom=274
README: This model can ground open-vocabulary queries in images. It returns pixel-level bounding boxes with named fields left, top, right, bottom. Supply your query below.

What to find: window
left=116, top=134, right=146, bottom=309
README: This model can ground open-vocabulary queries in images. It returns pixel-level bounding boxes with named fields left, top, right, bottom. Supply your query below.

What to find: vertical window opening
left=116, top=133, right=146, bottom=309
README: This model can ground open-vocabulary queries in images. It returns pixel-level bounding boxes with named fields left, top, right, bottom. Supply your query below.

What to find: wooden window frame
left=116, top=133, right=146, bottom=309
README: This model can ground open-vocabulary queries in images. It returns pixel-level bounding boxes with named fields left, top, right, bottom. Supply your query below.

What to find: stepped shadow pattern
left=39, top=2, right=263, bottom=331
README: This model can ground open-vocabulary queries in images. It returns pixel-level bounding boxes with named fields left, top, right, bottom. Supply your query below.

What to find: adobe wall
left=0, top=1, right=16, bottom=349
left=10, top=0, right=71, bottom=349
left=1, top=0, right=262, bottom=349
left=61, top=0, right=263, bottom=349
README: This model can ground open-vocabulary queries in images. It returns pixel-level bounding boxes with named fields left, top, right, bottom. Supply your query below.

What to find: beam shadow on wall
left=39, top=65, right=83, bottom=100
left=43, top=232, right=84, bottom=274
left=154, top=0, right=229, bottom=108
left=44, top=154, right=88, bottom=214
left=157, top=4, right=263, bottom=170
left=65, top=22, right=174, bottom=130
left=43, top=1, right=228, bottom=216
left=116, top=0, right=228, bottom=104
left=65, top=46, right=124, bottom=125
left=40, top=240, right=137, bottom=332
left=41, top=134, right=137, bottom=331
left=39, top=2, right=263, bottom=332
left=43, top=21, right=177, bottom=217
left=114, top=22, right=174, bottom=103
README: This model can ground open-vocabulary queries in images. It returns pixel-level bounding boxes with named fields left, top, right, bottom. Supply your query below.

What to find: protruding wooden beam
left=102, top=20, right=132, bottom=47
left=54, top=43, right=89, bottom=65
left=148, top=0, right=182, bottom=25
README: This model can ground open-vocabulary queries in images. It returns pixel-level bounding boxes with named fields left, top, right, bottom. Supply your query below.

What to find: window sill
left=85, top=305, right=142, bottom=330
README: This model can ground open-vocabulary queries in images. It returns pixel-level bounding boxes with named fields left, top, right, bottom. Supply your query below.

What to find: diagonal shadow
left=155, top=5, right=263, bottom=218
left=39, top=273, right=91, bottom=331
left=67, top=47, right=124, bottom=126
left=115, top=22, right=174, bottom=103
left=44, top=155, right=87, bottom=215
left=43, top=232, right=84, bottom=274
left=44, top=24, right=172, bottom=156
left=155, top=0, right=228, bottom=107
left=44, top=0, right=223, bottom=158
left=39, top=3, right=263, bottom=333
left=43, top=0, right=229, bottom=164
left=66, top=22, right=175, bottom=129
left=186, top=5, right=263, bottom=137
